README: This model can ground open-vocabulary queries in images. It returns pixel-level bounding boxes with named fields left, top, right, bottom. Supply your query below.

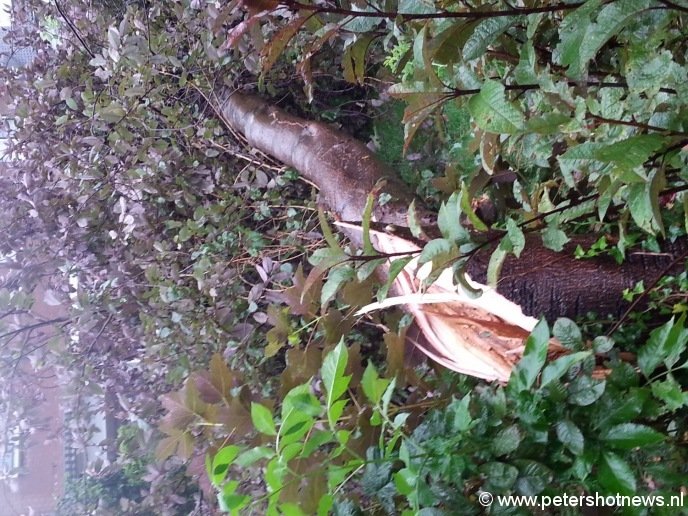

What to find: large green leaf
left=600, top=423, right=664, bottom=449
left=555, top=0, right=650, bottom=78
left=463, top=16, right=518, bottom=61
left=468, top=80, right=525, bottom=134
left=509, top=319, right=550, bottom=392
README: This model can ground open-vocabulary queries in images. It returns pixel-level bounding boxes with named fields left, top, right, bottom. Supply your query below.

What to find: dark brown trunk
left=218, top=91, right=687, bottom=321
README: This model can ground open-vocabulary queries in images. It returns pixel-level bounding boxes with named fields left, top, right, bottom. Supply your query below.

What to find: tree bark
left=219, top=90, right=687, bottom=322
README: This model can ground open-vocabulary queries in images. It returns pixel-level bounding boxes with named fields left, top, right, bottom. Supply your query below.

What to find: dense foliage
left=0, top=0, right=687, bottom=514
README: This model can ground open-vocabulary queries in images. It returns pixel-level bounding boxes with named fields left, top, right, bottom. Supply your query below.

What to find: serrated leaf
left=557, top=142, right=607, bottom=188
left=361, top=193, right=375, bottom=256
left=554, top=0, right=649, bottom=79
left=251, top=403, right=277, bottom=436
left=555, top=420, right=585, bottom=455
left=460, top=182, right=488, bottom=231
left=261, top=15, right=308, bottom=75
left=638, top=316, right=687, bottom=376
left=318, top=206, right=342, bottom=252
left=463, top=16, right=517, bottom=61
left=594, top=134, right=664, bottom=171
left=468, top=80, right=525, bottom=134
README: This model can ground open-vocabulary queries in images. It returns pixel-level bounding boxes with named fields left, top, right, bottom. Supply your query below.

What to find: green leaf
left=651, top=377, right=688, bottom=412
left=491, top=425, right=521, bottom=456
left=505, top=218, right=525, bottom=258
left=598, top=452, right=636, bottom=495
left=555, top=0, right=650, bottom=79
left=463, top=16, right=517, bottom=61
left=638, top=316, right=687, bottom=376
left=567, top=376, right=606, bottom=406
left=321, top=265, right=354, bottom=307
left=541, top=352, right=591, bottom=389
left=449, top=395, right=472, bottom=433
left=361, top=193, right=375, bottom=256
left=251, top=403, right=277, bottom=436
left=438, top=192, right=470, bottom=244
left=557, top=142, right=607, bottom=188
left=541, top=225, right=570, bottom=252
left=487, top=242, right=508, bottom=287
left=361, top=362, right=390, bottom=405
left=378, top=256, right=413, bottom=301
left=600, top=423, right=664, bottom=450
left=418, top=238, right=453, bottom=266
left=514, top=460, right=553, bottom=496
left=555, top=420, right=585, bottom=455
left=321, top=340, right=351, bottom=427
left=552, top=318, right=582, bottom=349
left=594, top=134, right=664, bottom=172
left=460, top=182, right=488, bottom=231
left=318, top=206, right=342, bottom=252
left=211, top=445, right=241, bottom=486
left=469, top=80, right=525, bottom=134
left=407, top=199, right=424, bottom=239
left=509, top=319, right=549, bottom=392
left=235, top=446, right=275, bottom=468
left=480, top=462, right=519, bottom=492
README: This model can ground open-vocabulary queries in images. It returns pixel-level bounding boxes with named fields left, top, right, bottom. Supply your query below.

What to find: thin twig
left=54, top=0, right=95, bottom=58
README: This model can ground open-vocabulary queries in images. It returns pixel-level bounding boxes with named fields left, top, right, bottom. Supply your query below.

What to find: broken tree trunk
left=218, top=90, right=687, bottom=381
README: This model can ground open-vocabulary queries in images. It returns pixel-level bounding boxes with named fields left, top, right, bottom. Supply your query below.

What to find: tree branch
left=282, top=0, right=585, bottom=21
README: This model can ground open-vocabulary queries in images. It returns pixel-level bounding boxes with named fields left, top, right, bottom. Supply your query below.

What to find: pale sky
left=0, top=0, right=10, bottom=27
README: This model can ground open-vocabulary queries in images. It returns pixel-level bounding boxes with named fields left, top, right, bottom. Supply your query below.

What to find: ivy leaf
left=469, top=80, right=525, bottom=134
left=251, top=403, right=277, bottom=436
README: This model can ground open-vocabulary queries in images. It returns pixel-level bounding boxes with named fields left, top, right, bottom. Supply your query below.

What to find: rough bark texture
left=219, top=90, right=687, bottom=322
left=466, top=234, right=688, bottom=321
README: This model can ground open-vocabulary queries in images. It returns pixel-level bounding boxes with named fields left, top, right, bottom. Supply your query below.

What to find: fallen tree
left=218, top=90, right=687, bottom=380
